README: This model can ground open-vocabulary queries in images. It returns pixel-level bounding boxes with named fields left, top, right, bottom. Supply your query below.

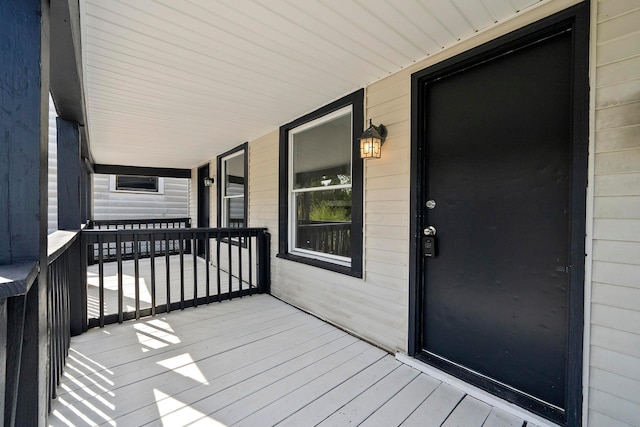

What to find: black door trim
left=408, top=3, right=589, bottom=425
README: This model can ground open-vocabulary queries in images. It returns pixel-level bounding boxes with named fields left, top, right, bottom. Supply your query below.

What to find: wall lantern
left=203, top=177, right=215, bottom=187
left=359, top=119, right=387, bottom=159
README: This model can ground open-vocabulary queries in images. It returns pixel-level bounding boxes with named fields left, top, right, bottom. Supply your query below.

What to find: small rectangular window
left=217, top=143, right=248, bottom=228
left=113, top=175, right=161, bottom=193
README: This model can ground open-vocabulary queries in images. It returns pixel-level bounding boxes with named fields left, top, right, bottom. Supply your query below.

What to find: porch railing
left=0, top=230, right=84, bottom=424
left=87, top=217, right=191, bottom=264
left=297, top=221, right=351, bottom=257
left=46, top=230, right=80, bottom=409
left=83, top=227, right=270, bottom=328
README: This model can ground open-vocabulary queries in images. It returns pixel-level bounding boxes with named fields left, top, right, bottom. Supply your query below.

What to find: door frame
left=197, top=164, right=211, bottom=256
left=408, top=3, right=589, bottom=425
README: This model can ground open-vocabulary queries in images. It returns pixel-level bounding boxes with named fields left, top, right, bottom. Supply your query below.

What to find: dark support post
left=257, top=231, right=271, bottom=294
left=69, top=236, right=87, bottom=336
left=57, top=108, right=86, bottom=337
left=57, top=118, right=81, bottom=230
left=0, top=0, right=50, bottom=425
left=80, top=161, right=92, bottom=224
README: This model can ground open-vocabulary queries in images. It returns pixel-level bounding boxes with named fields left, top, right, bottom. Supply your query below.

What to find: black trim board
left=216, top=142, right=249, bottom=228
left=278, top=89, right=364, bottom=278
left=94, top=164, right=191, bottom=179
left=408, top=3, right=589, bottom=426
left=50, top=0, right=92, bottom=165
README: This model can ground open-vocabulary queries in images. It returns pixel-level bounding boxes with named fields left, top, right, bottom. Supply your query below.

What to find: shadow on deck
left=48, top=294, right=534, bottom=427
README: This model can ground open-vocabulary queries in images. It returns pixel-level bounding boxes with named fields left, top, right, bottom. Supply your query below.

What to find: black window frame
left=217, top=142, right=248, bottom=229
left=278, top=89, right=364, bottom=278
left=113, top=175, right=161, bottom=193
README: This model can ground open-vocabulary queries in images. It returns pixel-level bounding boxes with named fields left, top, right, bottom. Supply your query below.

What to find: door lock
left=422, top=226, right=437, bottom=257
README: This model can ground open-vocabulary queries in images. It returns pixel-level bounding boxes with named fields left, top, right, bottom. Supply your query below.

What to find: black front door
left=412, top=8, right=588, bottom=425
left=197, top=164, right=210, bottom=256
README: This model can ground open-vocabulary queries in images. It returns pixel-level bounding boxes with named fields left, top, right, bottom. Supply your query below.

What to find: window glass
left=221, top=150, right=246, bottom=228
left=292, top=113, right=351, bottom=189
left=290, top=107, right=352, bottom=261
left=278, top=89, right=363, bottom=277
left=115, top=175, right=158, bottom=192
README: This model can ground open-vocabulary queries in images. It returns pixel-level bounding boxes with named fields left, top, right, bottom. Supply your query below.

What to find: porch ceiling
left=81, top=0, right=542, bottom=169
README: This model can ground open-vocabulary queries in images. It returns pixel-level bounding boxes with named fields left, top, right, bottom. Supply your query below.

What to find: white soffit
left=82, top=0, right=542, bottom=169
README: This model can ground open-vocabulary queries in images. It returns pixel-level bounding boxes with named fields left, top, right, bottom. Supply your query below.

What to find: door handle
left=423, top=226, right=437, bottom=236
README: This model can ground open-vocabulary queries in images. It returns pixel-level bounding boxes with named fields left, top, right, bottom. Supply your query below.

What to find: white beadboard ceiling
left=81, top=0, right=543, bottom=169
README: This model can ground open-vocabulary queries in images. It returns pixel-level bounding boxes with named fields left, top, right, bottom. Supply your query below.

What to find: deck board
left=48, top=294, right=530, bottom=427
left=359, top=374, right=441, bottom=426
left=483, top=407, right=525, bottom=426
left=401, top=382, right=465, bottom=427
left=442, top=395, right=492, bottom=427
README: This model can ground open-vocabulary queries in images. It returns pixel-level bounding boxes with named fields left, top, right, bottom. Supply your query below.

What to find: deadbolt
left=426, top=200, right=436, bottom=209
left=423, top=226, right=436, bottom=236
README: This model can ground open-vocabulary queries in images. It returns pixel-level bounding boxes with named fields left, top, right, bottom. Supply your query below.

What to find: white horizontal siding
left=589, top=1, right=640, bottom=425
left=48, top=96, right=58, bottom=234
left=241, top=0, right=587, bottom=355
left=93, top=174, right=189, bottom=220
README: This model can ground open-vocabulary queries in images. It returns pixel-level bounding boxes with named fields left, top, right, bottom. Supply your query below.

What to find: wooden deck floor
left=49, top=294, right=531, bottom=427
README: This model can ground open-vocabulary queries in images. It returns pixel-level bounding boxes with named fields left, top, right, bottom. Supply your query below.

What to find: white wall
left=588, top=1, right=640, bottom=425
left=93, top=174, right=189, bottom=220
left=48, top=97, right=58, bottom=234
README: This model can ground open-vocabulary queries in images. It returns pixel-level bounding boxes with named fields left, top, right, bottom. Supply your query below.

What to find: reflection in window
left=221, top=149, right=246, bottom=228
left=290, top=107, right=352, bottom=260
left=115, top=175, right=159, bottom=192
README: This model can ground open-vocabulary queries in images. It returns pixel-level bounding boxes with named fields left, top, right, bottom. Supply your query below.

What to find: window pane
left=116, top=175, right=158, bottom=192
left=295, top=188, right=351, bottom=257
left=292, top=113, right=351, bottom=189
left=225, top=197, right=245, bottom=228
left=224, top=154, right=245, bottom=196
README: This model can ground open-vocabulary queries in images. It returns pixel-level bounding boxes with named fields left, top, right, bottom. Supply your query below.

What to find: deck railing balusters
left=205, top=237, right=211, bottom=303
left=98, top=234, right=105, bottom=327
left=228, top=229, right=233, bottom=299
left=179, top=232, right=185, bottom=310
left=134, top=233, right=140, bottom=320
left=192, top=232, right=198, bottom=307
left=248, top=234, right=253, bottom=294
left=150, top=233, right=156, bottom=316
left=238, top=230, right=243, bottom=296
left=116, top=234, right=124, bottom=324
left=83, top=227, right=270, bottom=327
left=43, top=229, right=81, bottom=413
left=165, top=231, right=171, bottom=313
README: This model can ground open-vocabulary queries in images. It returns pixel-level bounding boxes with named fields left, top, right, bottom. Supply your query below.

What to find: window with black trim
left=217, top=143, right=248, bottom=228
left=112, top=175, right=163, bottom=193
left=278, top=90, right=363, bottom=277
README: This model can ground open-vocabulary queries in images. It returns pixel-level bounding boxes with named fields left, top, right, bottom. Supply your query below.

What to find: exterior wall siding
left=48, top=96, right=58, bottom=234
left=589, top=0, right=640, bottom=425
left=92, top=174, right=189, bottom=220
left=245, top=0, right=586, bottom=355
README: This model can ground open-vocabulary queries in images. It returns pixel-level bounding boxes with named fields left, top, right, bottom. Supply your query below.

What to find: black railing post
left=257, top=230, right=271, bottom=294
left=69, top=234, right=87, bottom=336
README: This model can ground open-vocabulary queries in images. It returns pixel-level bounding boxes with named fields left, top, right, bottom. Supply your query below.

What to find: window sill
left=276, top=252, right=362, bottom=278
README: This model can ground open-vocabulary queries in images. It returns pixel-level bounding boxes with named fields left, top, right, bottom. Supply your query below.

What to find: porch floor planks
left=358, top=373, right=441, bottom=427
left=59, top=302, right=311, bottom=397
left=49, top=294, right=529, bottom=427
left=59, top=311, right=336, bottom=412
